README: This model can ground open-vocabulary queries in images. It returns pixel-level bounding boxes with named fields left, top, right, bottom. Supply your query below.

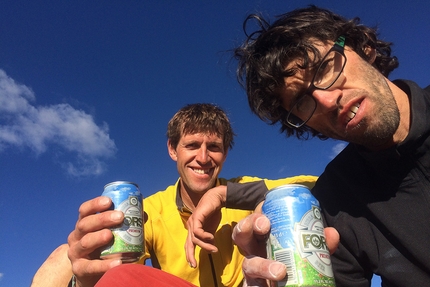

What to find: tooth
left=346, top=104, right=360, bottom=123
left=351, top=105, right=359, bottom=113
left=194, top=169, right=208, bottom=174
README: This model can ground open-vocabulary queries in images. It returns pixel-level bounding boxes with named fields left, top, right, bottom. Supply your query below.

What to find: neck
left=389, top=80, right=411, bottom=144
left=178, top=179, right=218, bottom=212
left=180, top=188, right=201, bottom=212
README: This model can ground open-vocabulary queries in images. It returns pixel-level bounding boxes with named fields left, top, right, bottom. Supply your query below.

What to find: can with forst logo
left=262, top=184, right=335, bottom=287
left=100, top=181, right=144, bottom=263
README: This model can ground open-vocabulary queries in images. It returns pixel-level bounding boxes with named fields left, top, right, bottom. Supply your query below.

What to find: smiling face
left=168, top=132, right=227, bottom=199
left=281, top=42, right=402, bottom=149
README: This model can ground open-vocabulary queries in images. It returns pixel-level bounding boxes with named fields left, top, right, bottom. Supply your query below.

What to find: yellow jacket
left=139, top=175, right=317, bottom=287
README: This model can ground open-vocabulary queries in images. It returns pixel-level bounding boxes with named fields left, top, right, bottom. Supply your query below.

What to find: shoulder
left=144, top=183, right=177, bottom=212
left=218, top=176, right=263, bottom=185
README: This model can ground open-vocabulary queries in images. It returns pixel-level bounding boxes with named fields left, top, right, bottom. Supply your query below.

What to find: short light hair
left=167, top=103, right=235, bottom=150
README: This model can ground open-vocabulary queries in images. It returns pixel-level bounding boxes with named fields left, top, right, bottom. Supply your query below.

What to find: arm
left=67, top=196, right=124, bottom=287
left=226, top=180, right=267, bottom=210
left=185, top=181, right=266, bottom=267
left=226, top=175, right=318, bottom=209
left=30, top=244, right=73, bottom=287
left=185, top=176, right=318, bottom=267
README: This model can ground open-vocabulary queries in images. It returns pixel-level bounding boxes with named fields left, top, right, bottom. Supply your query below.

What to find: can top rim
left=265, top=183, right=310, bottom=198
left=104, top=181, right=139, bottom=189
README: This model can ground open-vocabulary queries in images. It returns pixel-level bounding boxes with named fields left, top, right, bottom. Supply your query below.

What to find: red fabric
left=95, top=264, right=198, bottom=287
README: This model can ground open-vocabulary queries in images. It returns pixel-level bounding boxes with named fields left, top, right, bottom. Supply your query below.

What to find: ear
left=364, top=46, right=377, bottom=64
left=167, top=140, right=178, bottom=161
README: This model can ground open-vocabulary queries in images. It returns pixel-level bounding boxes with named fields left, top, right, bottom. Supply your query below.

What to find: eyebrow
left=180, top=139, right=223, bottom=146
left=284, top=73, right=312, bottom=104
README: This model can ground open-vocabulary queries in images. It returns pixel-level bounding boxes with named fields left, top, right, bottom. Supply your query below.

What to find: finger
left=188, top=213, right=217, bottom=246
left=68, top=229, right=113, bottom=261
left=72, top=258, right=122, bottom=287
left=78, top=196, right=113, bottom=220
left=192, top=226, right=216, bottom=242
left=185, top=216, right=218, bottom=268
left=232, top=215, right=256, bottom=256
left=242, top=277, right=269, bottom=287
left=243, top=256, right=286, bottom=282
left=73, top=210, right=124, bottom=241
left=73, top=257, right=122, bottom=276
left=185, top=230, right=198, bottom=268
left=232, top=214, right=269, bottom=257
left=184, top=218, right=198, bottom=268
left=324, top=227, right=340, bottom=254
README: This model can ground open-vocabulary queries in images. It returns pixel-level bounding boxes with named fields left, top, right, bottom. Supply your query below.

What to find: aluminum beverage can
left=100, top=181, right=144, bottom=263
left=262, top=184, right=335, bottom=287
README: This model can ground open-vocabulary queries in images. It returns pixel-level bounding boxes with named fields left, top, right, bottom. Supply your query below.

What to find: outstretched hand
left=184, top=183, right=340, bottom=287
left=233, top=213, right=340, bottom=287
left=185, top=185, right=227, bottom=268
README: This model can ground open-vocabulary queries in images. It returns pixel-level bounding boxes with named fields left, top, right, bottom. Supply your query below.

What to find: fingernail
left=255, top=216, right=270, bottom=231
left=269, top=262, right=286, bottom=278
left=255, top=217, right=264, bottom=231
left=110, top=259, right=122, bottom=268
left=236, top=216, right=248, bottom=233
left=111, top=211, right=122, bottom=221
left=100, top=196, right=111, bottom=206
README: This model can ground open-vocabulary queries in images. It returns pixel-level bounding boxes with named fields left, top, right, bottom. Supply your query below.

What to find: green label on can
left=101, top=195, right=143, bottom=256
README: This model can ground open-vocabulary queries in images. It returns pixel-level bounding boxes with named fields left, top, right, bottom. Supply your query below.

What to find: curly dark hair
left=234, top=5, right=399, bottom=139
left=167, top=103, right=235, bottom=150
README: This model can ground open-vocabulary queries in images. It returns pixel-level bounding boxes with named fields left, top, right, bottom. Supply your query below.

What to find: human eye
left=208, top=143, right=224, bottom=152
left=294, top=95, right=313, bottom=113
left=184, top=142, right=199, bottom=149
left=314, top=57, right=335, bottom=85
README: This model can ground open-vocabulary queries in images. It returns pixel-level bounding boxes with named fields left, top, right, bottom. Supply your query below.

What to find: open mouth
left=346, top=103, right=360, bottom=123
left=192, top=168, right=211, bottom=175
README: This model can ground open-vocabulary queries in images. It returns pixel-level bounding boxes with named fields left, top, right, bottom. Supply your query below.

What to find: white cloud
left=0, top=272, right=3, bottom=281
left=0, top=69, right=117, bottom=176
left=330, top=142, right=347, bottom=159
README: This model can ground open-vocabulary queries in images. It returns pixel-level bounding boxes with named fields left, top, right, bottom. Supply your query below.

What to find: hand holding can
left=262, top=184, right=335, bottom=287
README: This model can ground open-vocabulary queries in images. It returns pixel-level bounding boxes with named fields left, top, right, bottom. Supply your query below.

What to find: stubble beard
left=347, top=78, right=400, bottom=148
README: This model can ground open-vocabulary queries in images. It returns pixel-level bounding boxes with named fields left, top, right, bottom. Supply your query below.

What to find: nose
left=311, top=88, right=341, bottom=114
left=196, top=146, right=210, bottom=164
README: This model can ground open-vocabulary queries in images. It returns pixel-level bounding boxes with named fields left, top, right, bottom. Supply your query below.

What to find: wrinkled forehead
left=180, top=127, right=224, bottom=142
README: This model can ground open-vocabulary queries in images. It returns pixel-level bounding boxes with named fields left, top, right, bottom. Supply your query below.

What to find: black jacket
left=227, top=80, right=430, bottom=287
left=314, top=80, right=430, bottom=286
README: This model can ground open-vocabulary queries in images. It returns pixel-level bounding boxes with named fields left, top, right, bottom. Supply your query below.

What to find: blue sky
left=1, top=1, right=429, bottom=286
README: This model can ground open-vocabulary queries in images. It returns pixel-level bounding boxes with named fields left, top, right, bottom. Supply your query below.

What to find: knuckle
left=75, top=219, right=87, bottom=233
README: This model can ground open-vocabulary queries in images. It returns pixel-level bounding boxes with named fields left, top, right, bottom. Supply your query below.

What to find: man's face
left=281, top=42, right=400, bottom=149
left=168, top=132, right=227, bottom=196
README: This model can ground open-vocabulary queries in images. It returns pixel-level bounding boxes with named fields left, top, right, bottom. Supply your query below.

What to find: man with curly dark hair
left=188, top=5, right=430, bottom=287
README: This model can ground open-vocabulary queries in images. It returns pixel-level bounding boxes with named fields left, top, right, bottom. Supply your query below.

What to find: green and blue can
left=262, top=184, right=335, bottom=287
left=100, top=181, right=144, bottom=263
